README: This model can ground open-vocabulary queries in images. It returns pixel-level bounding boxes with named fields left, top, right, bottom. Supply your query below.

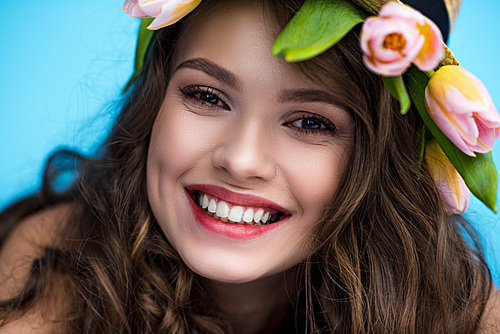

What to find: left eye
left=286, top=114, right=337, bottom=136
left=292, top=118, right=327, bottom=130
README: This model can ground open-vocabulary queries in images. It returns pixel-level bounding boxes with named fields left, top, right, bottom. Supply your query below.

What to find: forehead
left=170, top=3, right=315, bottom=90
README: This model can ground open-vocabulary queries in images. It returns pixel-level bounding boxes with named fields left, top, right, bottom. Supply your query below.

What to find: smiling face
left=146, top=3, right=354, bottom=284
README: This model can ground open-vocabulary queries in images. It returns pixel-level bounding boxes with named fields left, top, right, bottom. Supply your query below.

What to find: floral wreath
left=122, top=0, right=500, bottom=214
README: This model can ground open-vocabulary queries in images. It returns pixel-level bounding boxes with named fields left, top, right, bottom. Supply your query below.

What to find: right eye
left=180, top=85, right=230, bottom=110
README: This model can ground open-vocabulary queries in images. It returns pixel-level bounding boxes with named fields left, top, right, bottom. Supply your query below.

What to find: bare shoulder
left=480, top=286, right=500, bottom=333
left=0, top=274, right=69, bottom=334
left=0, top=203, right=73, bottom=297
left=0, top=204, right=74, bottom=333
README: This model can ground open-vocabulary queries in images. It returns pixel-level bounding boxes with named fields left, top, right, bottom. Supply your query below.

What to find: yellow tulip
left=425, top=140, right=470, bottom=213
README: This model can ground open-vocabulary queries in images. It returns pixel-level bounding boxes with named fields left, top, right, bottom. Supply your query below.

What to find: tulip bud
left=425, top=65, right=500, bottom=157
left=123, top=0, right=148, bottom=18
left=425, top=140, right=470, bottom=214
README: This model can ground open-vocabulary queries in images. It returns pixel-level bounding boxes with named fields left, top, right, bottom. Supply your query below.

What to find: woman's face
left=147, top=4, right=354, bottom=284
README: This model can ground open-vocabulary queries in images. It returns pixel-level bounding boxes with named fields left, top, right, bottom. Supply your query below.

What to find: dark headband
left=402, top=0, right=450, bottom=42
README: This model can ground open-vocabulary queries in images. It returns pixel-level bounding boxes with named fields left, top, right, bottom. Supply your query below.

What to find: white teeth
left=228, top=206, right=244, bottom=223
left=261, top=212, right=270, bottom=224
left=202, top=194, right=209, bottom=209
left=243, top=208, right=254, bottom=224
left=198, top=193, right=279, bottom=225
left=254, top=209, right=264, bottom=223
left=216, top=201, right=230, bottom=218
left=208, top=199, right=217, bottom=213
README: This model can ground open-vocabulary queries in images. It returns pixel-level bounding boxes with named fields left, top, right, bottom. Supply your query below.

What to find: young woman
left=0, top=0, right=499, bottom=332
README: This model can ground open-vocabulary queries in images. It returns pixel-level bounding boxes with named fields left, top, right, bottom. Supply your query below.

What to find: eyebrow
left=175, top=58, right=343, bottom=108
left=175, top=58, right=242, bottom=90
left=278, top=89, right=343, bottom=108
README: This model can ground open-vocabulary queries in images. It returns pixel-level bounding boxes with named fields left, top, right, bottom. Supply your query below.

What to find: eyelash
left=179, top=85, right=230, bottom=110
left=179, top=85, right=337, bottom=136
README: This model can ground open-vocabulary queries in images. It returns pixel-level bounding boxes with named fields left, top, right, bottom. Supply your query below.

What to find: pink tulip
left=123, top=0, right=202, bottom=30
left=425, top=65, right=500, bottom=157
left=425, top=140, right=470, bottom=214
left=360, top=2, right=443, bottom=76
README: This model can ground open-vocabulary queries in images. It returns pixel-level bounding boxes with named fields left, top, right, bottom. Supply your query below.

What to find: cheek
left=149, top=111, right=203, bottom=172
left=146, top=100, right=207, bottom=223
left=147, top=99, right=223, bottom=182
left=278, top=141, right=350, bottom=217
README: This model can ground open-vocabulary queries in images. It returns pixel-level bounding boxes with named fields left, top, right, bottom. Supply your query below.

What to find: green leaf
left=272, top=0, right=368, bottom=62
left=406, top=66, right=498, bottom=213
left=122, top=18, right=156, bottom=93
left=382, top=76, right=411, bottom=114
left=134, top=18, right=156, bottom=72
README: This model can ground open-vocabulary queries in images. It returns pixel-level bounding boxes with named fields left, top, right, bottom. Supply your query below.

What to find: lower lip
left=186, top=191, right=286, bottom=240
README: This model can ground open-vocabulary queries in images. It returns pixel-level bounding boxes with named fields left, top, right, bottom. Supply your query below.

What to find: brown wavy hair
left=0, top=0, right=492, bottom=332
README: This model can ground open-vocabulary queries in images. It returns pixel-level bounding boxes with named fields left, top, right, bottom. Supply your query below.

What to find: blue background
left=1, top=1, right=499, bottom=284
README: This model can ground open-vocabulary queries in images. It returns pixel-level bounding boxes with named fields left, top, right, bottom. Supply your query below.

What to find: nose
left=212, top=119, right=276, bottom=184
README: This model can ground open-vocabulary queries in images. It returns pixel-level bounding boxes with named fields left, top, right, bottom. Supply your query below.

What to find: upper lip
left=185, top=184, right=290, bottom=215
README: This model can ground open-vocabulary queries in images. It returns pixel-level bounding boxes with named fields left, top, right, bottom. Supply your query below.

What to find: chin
left=178, top=250, right=283, bottom=284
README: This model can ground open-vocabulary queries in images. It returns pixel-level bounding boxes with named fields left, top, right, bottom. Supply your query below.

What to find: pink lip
left=185, top=185, right=290, bottom=240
